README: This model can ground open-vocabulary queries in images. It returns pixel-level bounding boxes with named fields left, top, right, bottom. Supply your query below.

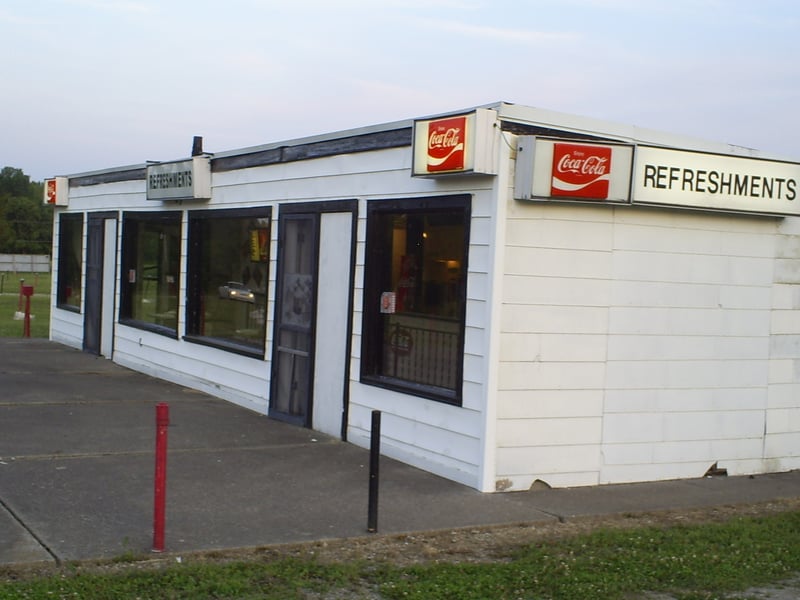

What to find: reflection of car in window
left=218, top=281, right=255, bottom=303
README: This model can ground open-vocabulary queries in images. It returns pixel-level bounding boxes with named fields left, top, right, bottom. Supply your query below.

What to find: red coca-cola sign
left=426, top=116, right=466, bottom=172
left=551, top=143, right=612, bottom=199
left=45, top=179, right=58, bottom=204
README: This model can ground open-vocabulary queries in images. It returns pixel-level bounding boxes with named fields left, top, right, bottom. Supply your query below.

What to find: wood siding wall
left=495, top=200, right=800, bottom=490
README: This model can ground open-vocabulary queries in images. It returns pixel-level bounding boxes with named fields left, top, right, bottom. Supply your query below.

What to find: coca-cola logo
left=427, top=116, right=466, bottom=172
left=551, top=143, right=613, bottom=199
left=46, top=179, right=57, bottom=204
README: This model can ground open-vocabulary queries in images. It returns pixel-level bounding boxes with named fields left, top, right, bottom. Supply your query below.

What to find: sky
left=2, top=0, right=799, bottom=182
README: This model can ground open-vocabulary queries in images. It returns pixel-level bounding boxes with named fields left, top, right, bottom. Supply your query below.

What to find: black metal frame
left=185, top=206, right=273, bottom=359
left=360, top=194, right=471, bottom=406
left=269, top=200, right=358, bottom=436
left=55, top=213, right=84, bottom=312
left=118, top=211, right=182, bottom=339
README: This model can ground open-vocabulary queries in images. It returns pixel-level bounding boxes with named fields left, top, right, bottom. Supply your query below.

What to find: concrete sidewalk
left=2, top=339, right=799, bottom=566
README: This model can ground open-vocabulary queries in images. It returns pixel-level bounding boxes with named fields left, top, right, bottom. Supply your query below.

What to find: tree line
left=0, top=166, right=52, bottom=255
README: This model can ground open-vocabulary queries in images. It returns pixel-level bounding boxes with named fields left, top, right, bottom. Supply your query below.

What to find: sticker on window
left=380, top=292, right=396, bottom=314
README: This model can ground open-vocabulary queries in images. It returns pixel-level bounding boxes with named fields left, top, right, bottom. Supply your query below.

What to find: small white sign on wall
left=146, top=156, right=211, bottom=201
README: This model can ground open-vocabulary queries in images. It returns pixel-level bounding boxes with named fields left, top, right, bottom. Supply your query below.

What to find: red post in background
left=21, top=285, right=34, bottom=338
left=153, top=403, right=170, bottom=553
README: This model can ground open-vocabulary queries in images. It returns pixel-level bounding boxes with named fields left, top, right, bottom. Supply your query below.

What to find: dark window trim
left=118, top=318, right=180, bottom=339
left=360, top=194, right=471, bottom=406
left=187, top=206, right=272, bottom=220
left=185, top=206, right=272, bottom=357
left=120, top=210, right=183, bottom=338
left=278, top=199, right=358, bottom=215
left=58, top=304, right=82, bottom=315
left=183, top=334, right=265, bottom=359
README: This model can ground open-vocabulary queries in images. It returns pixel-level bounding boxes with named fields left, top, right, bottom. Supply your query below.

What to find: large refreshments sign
left=412, top=109, right=498, bottom=176
left=632, top=146, right=800, bottom=217
left=146, top=156, right=211, bottom=201
left=514, top=137, right=634, bottom=203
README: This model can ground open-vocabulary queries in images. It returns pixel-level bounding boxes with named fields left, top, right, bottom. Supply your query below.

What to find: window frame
left=184, top=206, right=272, bottom=359
left=56, top=213, right=84, bottom=312
left=119, top=210, right=183, bottom=338
left=360, top=194, right=471, bottom=405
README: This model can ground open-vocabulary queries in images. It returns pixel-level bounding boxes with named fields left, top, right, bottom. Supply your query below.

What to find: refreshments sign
left=632, top=146, right=800, bottom=217
left=514, top=137, right=633, bottom=203
left=146, top=156, right=212, bottom=201
left=412, top=109, right=498, bottom=176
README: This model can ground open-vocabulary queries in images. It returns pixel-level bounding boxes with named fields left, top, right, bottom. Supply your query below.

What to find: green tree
left=0, top=167, right=52, bottom=254
left=0, top=166, right=31, bottom=197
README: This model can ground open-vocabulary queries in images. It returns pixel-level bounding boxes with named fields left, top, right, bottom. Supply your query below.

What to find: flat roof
left=65, top=100, right=782, bottom=181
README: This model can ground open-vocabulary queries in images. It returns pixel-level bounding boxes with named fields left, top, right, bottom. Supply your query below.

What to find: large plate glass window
left=56, top=213, right=83, bottom=311
left=119, top=211, right=181, bottom=336
left=186, top=207, right=271, bottom=356
left=361, top=195, right=470, bottom=404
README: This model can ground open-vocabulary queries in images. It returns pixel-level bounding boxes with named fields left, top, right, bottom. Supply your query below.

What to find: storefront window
left=186, top=208, right=271, bottom=355
left=56, top=214, right=83, bottom=310
left=361, top=195, right=470, bottom=404
left=120, top=212, right=181, bottom=335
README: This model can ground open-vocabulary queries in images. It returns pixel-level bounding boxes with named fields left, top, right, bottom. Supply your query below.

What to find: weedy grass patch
left=2, top=510, right=799, bottom=599
left=380, top=510, right=800, bottom=599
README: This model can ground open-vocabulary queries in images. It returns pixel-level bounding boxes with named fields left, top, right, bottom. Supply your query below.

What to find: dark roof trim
left=70, top=167, right=146, bottom=187
left=68, top=127, right=414, bottom=186
left=499, top=120, right=619, bottom=143
left=212, top=127, right=412, bottom=172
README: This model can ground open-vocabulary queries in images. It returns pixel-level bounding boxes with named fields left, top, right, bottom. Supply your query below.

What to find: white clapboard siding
left=765, top=218, right=800, bottom=472
left=493, top=199, right=797, bottom=489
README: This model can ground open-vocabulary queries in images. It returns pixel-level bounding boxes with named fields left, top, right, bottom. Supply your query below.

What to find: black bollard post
left=367, top=410, right=381, bottom=533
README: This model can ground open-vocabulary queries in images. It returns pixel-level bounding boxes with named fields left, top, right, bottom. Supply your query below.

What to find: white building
left=45, top=101, right=800, bottom=492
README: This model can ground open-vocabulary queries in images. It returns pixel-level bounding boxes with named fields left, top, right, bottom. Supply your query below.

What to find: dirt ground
left=261, top=497, right=800, bottom=568
left=3, top=497, right=800, bottom=583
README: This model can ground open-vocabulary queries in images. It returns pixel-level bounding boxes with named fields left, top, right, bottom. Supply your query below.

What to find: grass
left=0, top=272, right=51, bottom=338
left=2, top=510, right=799, bottom=599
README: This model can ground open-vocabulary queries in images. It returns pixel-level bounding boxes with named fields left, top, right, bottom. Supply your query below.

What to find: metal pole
left=367, top=410, right=381, bottom=533
left=153, top=403, right=170, bottom=552
left=23, top=293, right=31, bottom=338
left=21, top=285, right=33, bottom=338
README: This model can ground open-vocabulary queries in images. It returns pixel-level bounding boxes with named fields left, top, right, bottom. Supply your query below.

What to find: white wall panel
left=498, top=417, right=601, bottom=447
left=496, top=390, right=603, bottom=420
left=604, top=387, right=767, bottom=414
left=495, top=202, right=799, bottom=490
left=498, top=361, right=606, bottom=391
left=501, top=305, right=609, bottom=334
left=497, top=446, right=601, bottom=475
left=504, top=247, right=612, bottom=278
left=504, top=219, right=613, bottom=251
left=502, top=275, right=610, bottom=306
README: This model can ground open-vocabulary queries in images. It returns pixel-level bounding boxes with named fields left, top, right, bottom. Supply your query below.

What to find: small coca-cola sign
left=551, top=143, right=612, bottom=199
left=45, top=179, right=58, bottom=204
left=427, top=116, right=466, bottom=173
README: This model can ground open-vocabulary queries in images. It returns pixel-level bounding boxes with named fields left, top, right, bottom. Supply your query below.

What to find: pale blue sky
left=2, top=0, right=798, bottom=181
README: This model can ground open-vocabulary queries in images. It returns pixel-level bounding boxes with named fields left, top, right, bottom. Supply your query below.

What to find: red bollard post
left=153, top=403, right=170, bottom=553
left=21, top=286, right=34, bottom=338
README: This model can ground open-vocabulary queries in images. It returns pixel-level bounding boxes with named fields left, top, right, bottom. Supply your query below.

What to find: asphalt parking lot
left=2, top=338, right=800, bottom=567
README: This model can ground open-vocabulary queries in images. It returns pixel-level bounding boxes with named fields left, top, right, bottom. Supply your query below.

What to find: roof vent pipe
left=191, top=136, right=203, bottom=157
